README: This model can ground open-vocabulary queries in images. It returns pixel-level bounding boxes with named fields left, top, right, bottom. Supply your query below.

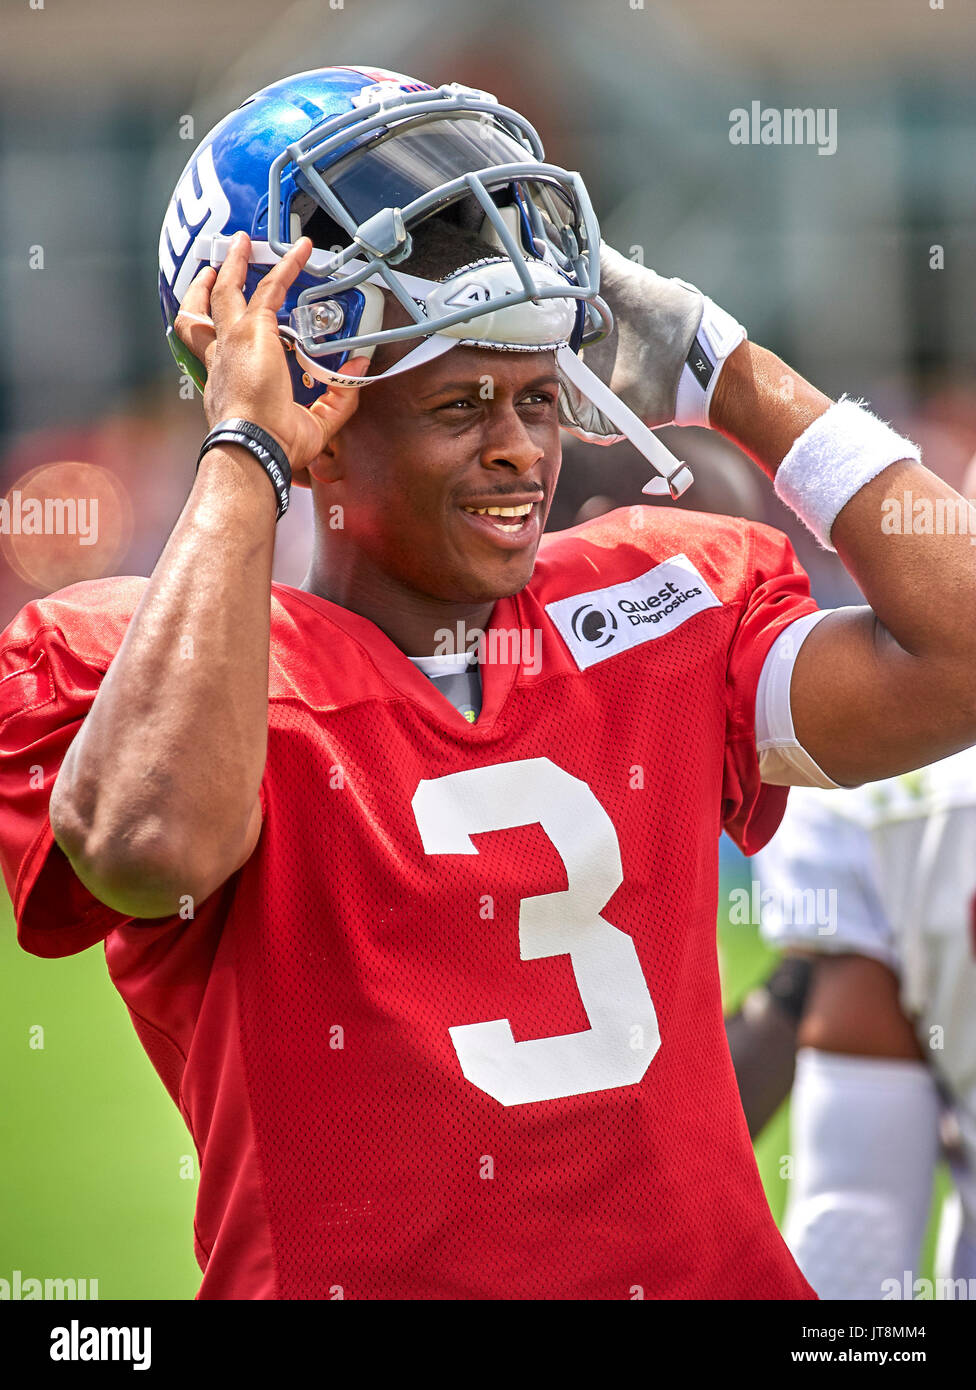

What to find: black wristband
left=197, top=419, right=292, bottom=520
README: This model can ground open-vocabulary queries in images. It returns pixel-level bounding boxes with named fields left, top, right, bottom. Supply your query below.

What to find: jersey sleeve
left=753, top=790, right=897, bottom=968
left=722, top=522, right=821, bottom=854
left=0, top=601, right=136, bottom=958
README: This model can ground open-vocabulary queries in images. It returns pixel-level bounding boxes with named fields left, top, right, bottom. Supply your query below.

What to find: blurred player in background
left=728, top=454, right=976, bottom=1298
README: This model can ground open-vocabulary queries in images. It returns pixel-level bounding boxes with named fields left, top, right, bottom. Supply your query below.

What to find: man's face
left=315, top=344, right=562, bottom=603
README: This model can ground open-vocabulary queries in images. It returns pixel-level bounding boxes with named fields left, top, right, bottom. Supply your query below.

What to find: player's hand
left=174, top=232, right=369, bottom=477
left=559, top=243, right=745, bottom=438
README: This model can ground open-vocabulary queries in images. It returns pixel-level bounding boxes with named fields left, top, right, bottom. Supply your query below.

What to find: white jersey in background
left=755, top=746, right=976, bottom=1295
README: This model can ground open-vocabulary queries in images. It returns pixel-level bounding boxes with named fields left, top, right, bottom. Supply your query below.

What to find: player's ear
left=306, top=447, right=344, bottom=486
left=304, top=372, right=365, bottom=486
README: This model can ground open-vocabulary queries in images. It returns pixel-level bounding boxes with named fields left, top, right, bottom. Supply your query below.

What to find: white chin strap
left=554, top=347, right=693, bottom=498
left=200, top=235, right=693, bottom=498
left=292, top=330, right=455, bottom=387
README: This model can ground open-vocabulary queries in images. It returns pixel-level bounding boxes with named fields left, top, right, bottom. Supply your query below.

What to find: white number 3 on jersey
left=412, top=758, right=661, bottom=1106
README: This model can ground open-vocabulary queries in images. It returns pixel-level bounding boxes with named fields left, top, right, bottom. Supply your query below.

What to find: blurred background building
left=2, top=0, right=975, bottom=615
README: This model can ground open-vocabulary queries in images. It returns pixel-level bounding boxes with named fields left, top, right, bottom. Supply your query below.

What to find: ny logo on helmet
left=159, top=146, right=231, bottom=302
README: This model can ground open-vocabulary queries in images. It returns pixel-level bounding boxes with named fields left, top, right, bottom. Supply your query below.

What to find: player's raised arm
left=586, top=243, right=976, bottom=788
left=49, top=234, right=364, bottom=919
left=709, top=341, right=976, bottom=786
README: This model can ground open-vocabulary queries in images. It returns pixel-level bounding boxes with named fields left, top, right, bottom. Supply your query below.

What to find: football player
left=3, top=66, right=976, bottom=1300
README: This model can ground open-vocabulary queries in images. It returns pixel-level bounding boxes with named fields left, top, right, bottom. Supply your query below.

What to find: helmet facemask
left=265, top=87, right=606, bottom=363
left=160, top=71, right=693, bottom=498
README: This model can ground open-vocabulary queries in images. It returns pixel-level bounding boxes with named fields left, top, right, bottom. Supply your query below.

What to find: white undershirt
left=406, top=650, right=482, bottom=723
left=406, top=652, right=477, bottom=678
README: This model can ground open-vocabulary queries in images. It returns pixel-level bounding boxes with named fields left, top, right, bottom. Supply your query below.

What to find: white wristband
left=673, top=292, right=747, bottom=428
left=774, top=397, right=921, bottom=552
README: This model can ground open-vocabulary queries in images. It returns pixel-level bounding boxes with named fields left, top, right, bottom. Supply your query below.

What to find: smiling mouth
left=461, top=502, right=535, bottom=532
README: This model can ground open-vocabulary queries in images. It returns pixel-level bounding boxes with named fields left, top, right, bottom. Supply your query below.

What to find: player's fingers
left=173, top=267, right=217, bottom=360
left=209, top=231, right=251, bottom=333
left=179, top=264, right=217, bottom=319
left=249, top=236, right=314, bottom=315
left=306, top=358, right=371, bottom=447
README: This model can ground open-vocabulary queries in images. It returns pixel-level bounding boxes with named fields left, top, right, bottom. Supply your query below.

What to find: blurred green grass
left=0, top=889, right=949, bottom=1298
left=0, top=895, right=199, bottom=1298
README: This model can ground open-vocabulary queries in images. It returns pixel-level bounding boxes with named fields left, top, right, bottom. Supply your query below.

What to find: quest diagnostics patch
left=546, top=553, right=721, bottom=671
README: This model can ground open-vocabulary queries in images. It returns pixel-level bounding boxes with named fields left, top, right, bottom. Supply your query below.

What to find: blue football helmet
left=158, top=65, right=692, bottom=496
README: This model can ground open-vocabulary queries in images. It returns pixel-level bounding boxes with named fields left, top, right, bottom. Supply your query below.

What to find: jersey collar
left=272, top=583, right=523, bottom=735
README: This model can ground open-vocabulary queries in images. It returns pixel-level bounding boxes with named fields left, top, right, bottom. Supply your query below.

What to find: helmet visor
left=318, top=115, right=578, bottom=235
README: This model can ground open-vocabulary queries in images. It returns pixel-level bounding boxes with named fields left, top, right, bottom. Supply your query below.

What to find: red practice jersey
left=0, top=506, right=818, bottom=1300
